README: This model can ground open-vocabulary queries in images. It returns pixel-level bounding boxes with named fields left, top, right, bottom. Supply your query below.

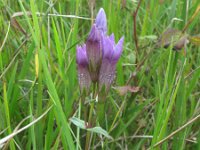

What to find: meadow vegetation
left=0, top=0, right=200, bottom=149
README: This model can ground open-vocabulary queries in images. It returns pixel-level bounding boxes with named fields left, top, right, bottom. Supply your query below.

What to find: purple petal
left=87, top=24, right=101, bottom=42
left=78, top=65, right=91, bottom=93
left=112, top=36, right=124, bottom=62
left=95, top=8, right=107, bottom=34
left=99, top=59, right=116, bottom=91
left=102, top=35, right=114, bottom=60
left=109, top=33, right=115, bottom=45
left=76, top=44, right=88, bottom=67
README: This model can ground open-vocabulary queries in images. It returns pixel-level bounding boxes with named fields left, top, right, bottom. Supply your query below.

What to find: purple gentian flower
left=76, top=44, right=91, bottom=94
left=76, top=8, right=124, bottom=96
left=86, top=8, right=107, bottom=82
left=99, top=34, right=124, bottom=91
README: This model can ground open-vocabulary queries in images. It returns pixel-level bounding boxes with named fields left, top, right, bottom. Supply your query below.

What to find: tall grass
left=0, top=0, right=200, bottom=149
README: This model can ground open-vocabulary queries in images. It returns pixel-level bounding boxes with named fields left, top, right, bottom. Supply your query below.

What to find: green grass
left=0, top=0, right=200, bottom=149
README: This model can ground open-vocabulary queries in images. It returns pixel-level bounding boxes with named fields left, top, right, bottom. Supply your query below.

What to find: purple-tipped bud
left=109, top=33, right=115, bottom=45
left=86, top=25, right=102, bottom=82
left=95, top=8, right=107, bottom=34
left=87, top=25, right=101, bottom=42
left=99, top=35, right=124, bottom=91
left=101, top=35, right=124, bottom=63
left=102, top=35, right=113, bottom=60
left=76, top=45, right=88, bottom=67
left=76, top=45, right=91, bottom=94
left=112, top=36, right=124, bottom=63
left=85, top=8, right=108, bottom=83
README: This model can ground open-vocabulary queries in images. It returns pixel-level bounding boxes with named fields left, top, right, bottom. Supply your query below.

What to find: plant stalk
left=85, top=83, right=96, bottom=150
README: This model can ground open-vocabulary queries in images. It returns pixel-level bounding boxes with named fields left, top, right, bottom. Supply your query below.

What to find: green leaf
left=87, top=127, right=112, bottom=139
left=70, top=117, right=112, bottom=139
left=69, top=117, right=86, bottom=129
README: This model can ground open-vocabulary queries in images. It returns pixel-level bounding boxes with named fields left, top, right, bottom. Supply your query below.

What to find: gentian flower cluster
left=76, top=8, right=124, bottom=95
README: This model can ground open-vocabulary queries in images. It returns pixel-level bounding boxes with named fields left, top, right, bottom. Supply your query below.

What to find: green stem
left=3, top=81, right=15, bottom=150
left=97, top=102, right=105, bottom=127
left=76, top=100, right=81, bottom=150
left=85, top=83, right=96, bottom=150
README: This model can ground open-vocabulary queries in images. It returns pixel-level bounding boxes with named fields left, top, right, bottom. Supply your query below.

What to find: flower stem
left=85, top=83, right=96, bottom=150
left=97, top=102, right=105, bottom=126
left=76, top=100, right=81, bottom=150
